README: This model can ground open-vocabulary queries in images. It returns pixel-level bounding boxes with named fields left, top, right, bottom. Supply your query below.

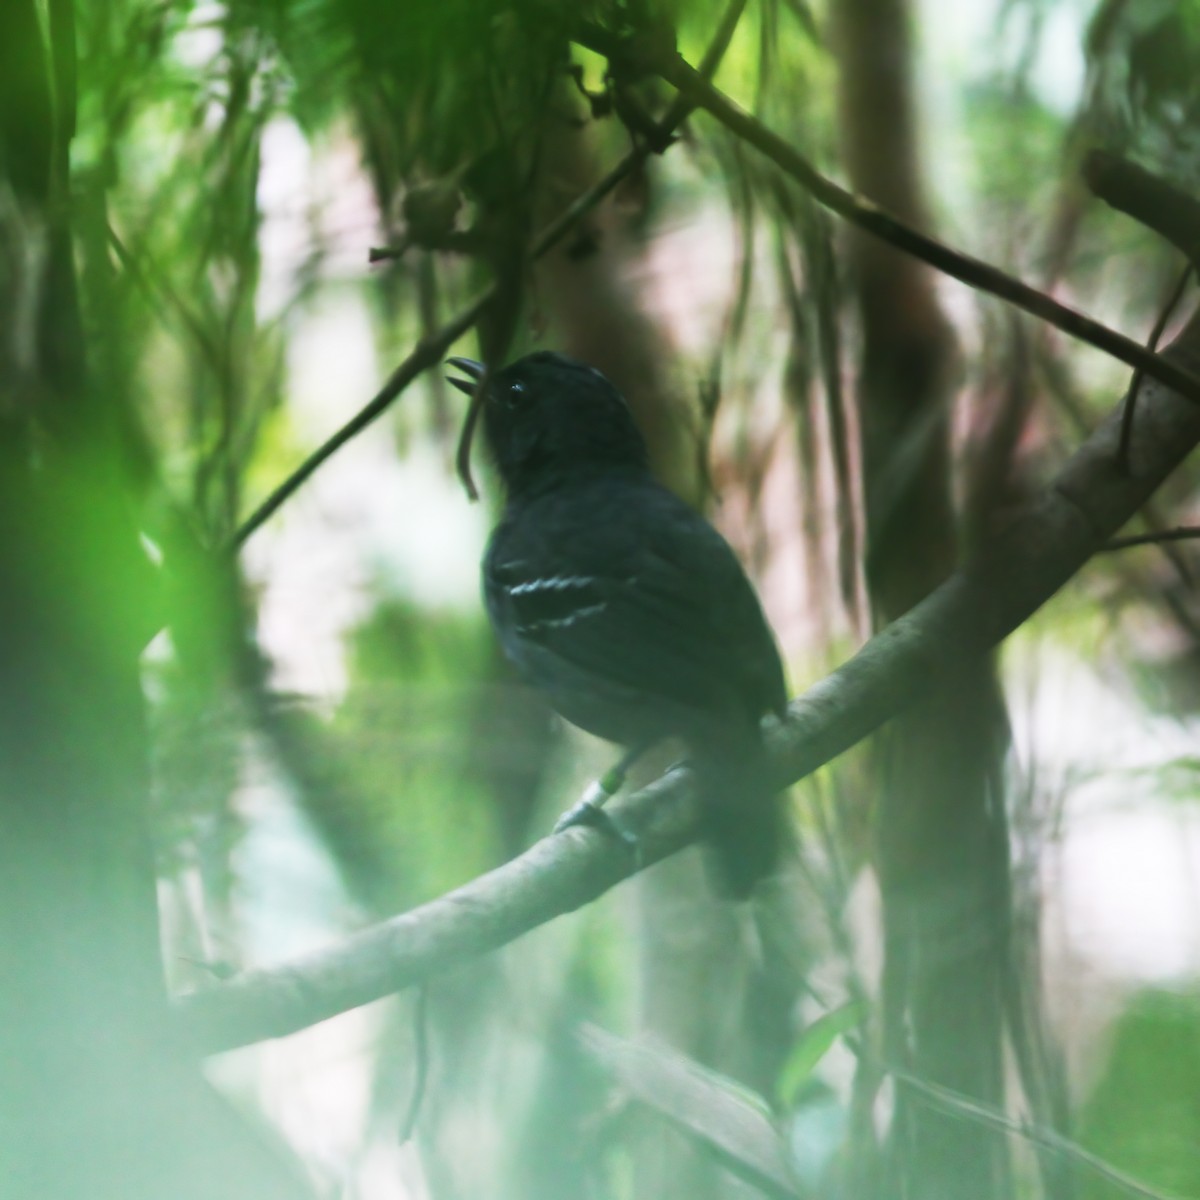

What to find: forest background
left=4, top=1, right=1200, bottom=1198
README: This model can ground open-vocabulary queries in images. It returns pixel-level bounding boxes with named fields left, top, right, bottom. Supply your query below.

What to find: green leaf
left=777, top=1001, right=866, bottom=1108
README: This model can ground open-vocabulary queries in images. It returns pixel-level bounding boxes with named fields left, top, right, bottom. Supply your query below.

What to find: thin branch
left=367, top=238, right=412, bottom=264
left=232, top=0, right=747, bottom=545
left=571, top=28, right=1200, bottom=406
left=180, top=305, right=1200, bottom=1054
left=1102, top=525, right=1200, bottom=552
left=232, top=293, right=489, bottom=546
left=585, top=1022, right=1180, bottom=1200
left=896, top=1070, right=1189, bottom=1200
left=1119, top=264, right=1193, bottom=471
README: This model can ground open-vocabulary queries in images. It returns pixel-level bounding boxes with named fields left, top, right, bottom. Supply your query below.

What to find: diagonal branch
left=180, top=305, right=1200, bottom=1055
left=895, top=1070, right=1183, bottom=1200
left=234, top=18, right=1200, bottom=548
left=232, top=293, right=490, bottom=545
left=571, top=27, right=1200, bottom=405
left=231, top=0, right=747, bottom=547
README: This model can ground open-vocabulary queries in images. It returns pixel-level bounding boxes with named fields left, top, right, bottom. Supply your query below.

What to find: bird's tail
left=693, top=732, right=785, bottom=899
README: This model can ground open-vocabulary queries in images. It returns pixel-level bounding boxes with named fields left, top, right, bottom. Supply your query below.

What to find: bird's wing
left=484, top=484, right=785, bottom=726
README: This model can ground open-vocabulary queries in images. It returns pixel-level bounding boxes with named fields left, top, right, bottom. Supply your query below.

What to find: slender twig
left=586, top=1020, right=1184, bottom=1200
left=232, top=0, right=747, bottom=545
left=838, top=1021, right=1174, bottom=1200
left=368, top=239, right=411, bottom=263
left=1119, top=264, right=1194, bottom=471
left=571, top=28, right=1200, bottom=405
left=232, top=294, right=489, bottom=546
left=180, top=306, right=1200, bottom=1052
left=1102, top=525, right=1200, bottom=552
left=895, top=1070, right=1188, bottom=1200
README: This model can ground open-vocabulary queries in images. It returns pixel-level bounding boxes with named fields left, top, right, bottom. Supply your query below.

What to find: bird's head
left=446, top=351, right=649, bottom=497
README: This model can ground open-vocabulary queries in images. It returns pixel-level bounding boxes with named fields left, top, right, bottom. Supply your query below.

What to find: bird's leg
left=552, top=741, right=652, bottom=845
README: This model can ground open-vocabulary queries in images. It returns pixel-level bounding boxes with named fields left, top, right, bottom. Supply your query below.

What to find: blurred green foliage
left=1078, top=989, right=1200, bottom=1198
left=6, top=0, right=1200, bottom=1197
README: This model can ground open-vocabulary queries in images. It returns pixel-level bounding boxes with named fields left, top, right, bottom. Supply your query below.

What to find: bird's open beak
left=445, top=357, right=487, bottom=396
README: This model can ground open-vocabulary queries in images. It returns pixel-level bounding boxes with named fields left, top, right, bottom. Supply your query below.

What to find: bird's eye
left=503, top=381, right=526, bottom=409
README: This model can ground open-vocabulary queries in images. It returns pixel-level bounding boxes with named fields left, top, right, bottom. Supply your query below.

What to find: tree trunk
left=833, top=2, right=1013, bottom=1197
left=0, top=5, right=308, bottom=1196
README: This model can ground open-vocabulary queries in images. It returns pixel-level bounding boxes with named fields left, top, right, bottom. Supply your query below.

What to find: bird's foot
left=553, top=770, right=638, bottom=849
left=555, top=800, right=638, bottom=850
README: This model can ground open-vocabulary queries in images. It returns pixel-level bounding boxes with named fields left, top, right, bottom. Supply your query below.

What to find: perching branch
left=181, top=304, right=1200, bottom=1054
left=570, top=26, right=1200, bottom=406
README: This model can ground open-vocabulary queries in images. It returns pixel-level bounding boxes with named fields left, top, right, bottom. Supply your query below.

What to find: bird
left=446, top=350, right=789, bottom=896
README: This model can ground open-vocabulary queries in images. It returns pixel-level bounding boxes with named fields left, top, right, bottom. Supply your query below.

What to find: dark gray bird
left=447, top=350, right=788, bottom=895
